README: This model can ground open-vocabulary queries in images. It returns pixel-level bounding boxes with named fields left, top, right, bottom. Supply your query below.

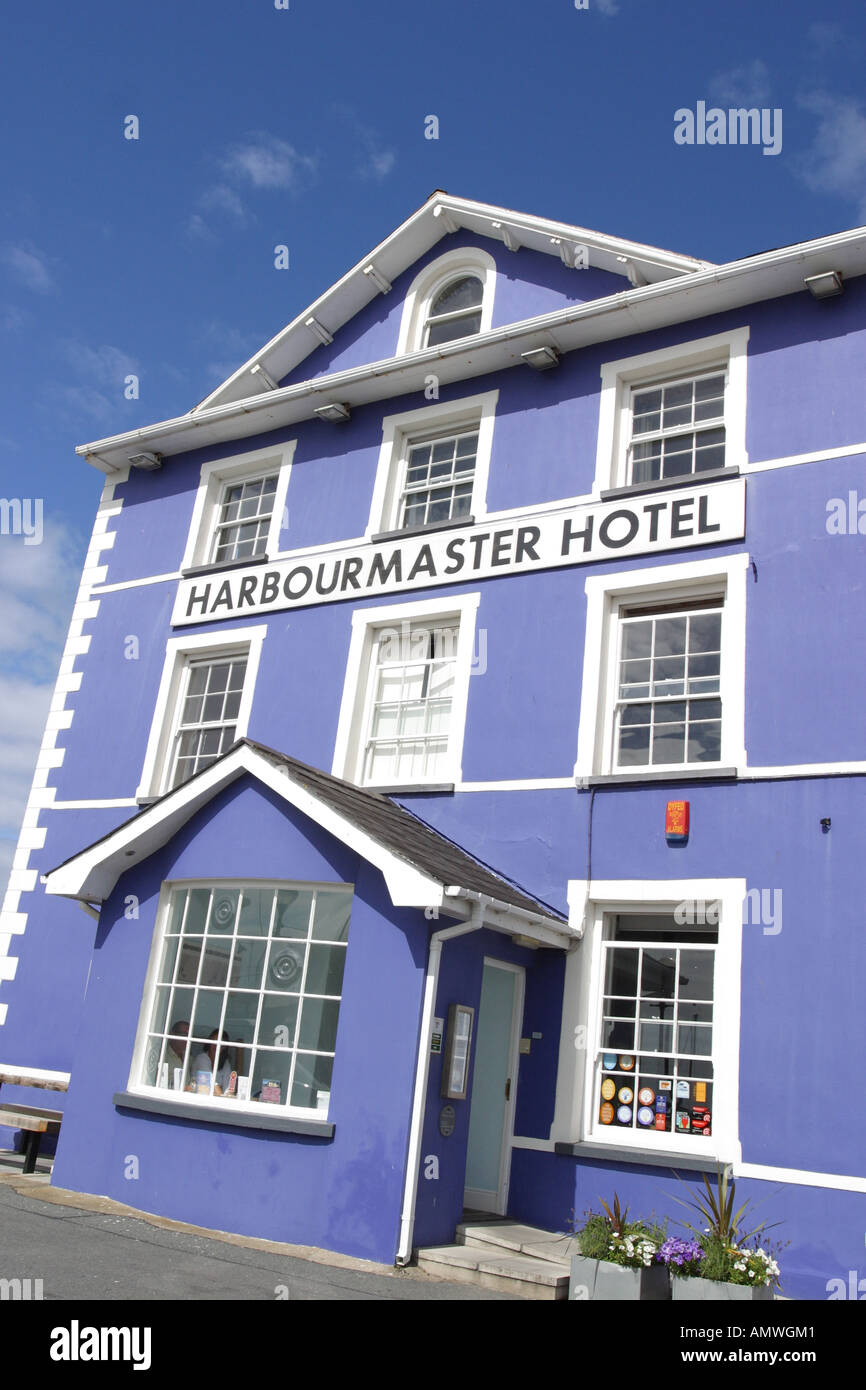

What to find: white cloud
left=187, top=133, right=317, bottom=240
left=331, top=107, right=395, bottom=183
left=58, top=340, right=138, bottom=388
left=185, top=212, right=213, bottom=241
left=221, top=134, right=317, bottom=190
left=54, top=384, right=125, bottom=426
left=46, top=341, right=139, bottom=428
left=796, top=91, right=866, bottom=221
left=0, top=520, right=85, bottom=897
left=359, top=145, right=395, bottom=182
left=0, top=305, right=27, bottom=332
left=198, top=183, right=250, bottom=224
left=2, top=244, right=54, bottom=294
left=0, top=676, right=53, bottom=901
left=708, top=59, right=771, bottom=108
left=0, top=520, right=83, bottom=676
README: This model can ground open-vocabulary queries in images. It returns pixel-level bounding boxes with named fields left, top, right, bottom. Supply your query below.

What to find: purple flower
left=657, top=1236, right=705, bottom=1268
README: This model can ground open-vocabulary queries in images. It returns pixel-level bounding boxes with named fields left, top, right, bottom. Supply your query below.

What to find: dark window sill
left=371, top=516, right=475, bottom=544
left=367, top=783, right=455, bottom=796
left=113, top=1090, right=334, bottom=1138
left=553, top=1141, right=725, bottom=1172
left=599, top=467, right=739, bottom=503
left=181, top=554, right=270, bottom=579
left=581, top=767, right=738, bottom=788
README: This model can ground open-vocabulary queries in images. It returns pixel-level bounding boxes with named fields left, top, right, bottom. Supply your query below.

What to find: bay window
left=136, top=882, right=352, bottom=1116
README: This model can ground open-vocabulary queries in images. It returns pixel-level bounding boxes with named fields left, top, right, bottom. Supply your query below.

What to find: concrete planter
left=672, top=1276, right=774, bottom=1301
left=570, top=1254, right=671, bottom=1301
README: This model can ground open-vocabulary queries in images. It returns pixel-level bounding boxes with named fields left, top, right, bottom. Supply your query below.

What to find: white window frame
left=396, top=248, right=496, bottom=357
left=574, top=555, right=749, bottom=781
left=137, top=627, right=267, bottom=800
left=332, top=594, right=480, bottom=788
left=551, top=878, right=744, bottom=1164
left=128, top=876, right=354, bottom=1122
left=180, top=443, right=296, bottom=572
left=365, top=391, right=498, bottom=540
left=593, top=328, right=750, bottom=495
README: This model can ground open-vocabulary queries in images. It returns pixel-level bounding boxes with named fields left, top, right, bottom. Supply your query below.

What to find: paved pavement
left=0, top=1167, right=516, bottom=1301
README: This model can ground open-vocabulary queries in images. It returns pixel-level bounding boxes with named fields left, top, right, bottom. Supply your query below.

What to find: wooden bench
left=0, top=1066, right=69, bottom=1175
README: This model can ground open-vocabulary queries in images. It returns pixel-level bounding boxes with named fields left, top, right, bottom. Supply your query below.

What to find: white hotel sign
left=172, top=478, right=746, bottom=626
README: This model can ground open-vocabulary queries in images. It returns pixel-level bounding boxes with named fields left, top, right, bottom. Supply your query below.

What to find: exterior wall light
left=314, top=402, right=351, bottom=423
left=521, top=345, right=560, bottom=370
left=805, top=271, right=844, bottom=299
left=128, top=452, right=162, bottom=470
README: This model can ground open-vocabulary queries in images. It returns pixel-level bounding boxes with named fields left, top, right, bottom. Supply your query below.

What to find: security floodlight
left=805, top=271, right=843, bottom=299
left=521, top=345, right=560, bottom=371
left=314, top=402, right=351, bottom=423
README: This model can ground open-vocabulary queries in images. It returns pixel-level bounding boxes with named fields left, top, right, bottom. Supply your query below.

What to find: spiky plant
left=673, top=1164, right=779, bottom=1247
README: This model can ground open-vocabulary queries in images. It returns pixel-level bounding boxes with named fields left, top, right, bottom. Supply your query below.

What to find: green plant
left=574, top=1194, right=665, bottom=1269
left=671, top=1166, right=786, bottom=1289
left=698, top=1236, right=783, bottom=1289
left=673, top=1164, right=778, bottom=1247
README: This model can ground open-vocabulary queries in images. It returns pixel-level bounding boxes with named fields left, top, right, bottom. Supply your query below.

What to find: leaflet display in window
left=597, top=1054, right=713, bottom=1138
left=593, top=912, right=716, bottom=1142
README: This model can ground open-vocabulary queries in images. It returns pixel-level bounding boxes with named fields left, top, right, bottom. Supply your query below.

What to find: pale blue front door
left=464, top=961, right=522, bottom=1212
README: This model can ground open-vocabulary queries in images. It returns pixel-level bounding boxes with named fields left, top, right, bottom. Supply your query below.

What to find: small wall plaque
left=439, top=1104, right=457, bottom=1137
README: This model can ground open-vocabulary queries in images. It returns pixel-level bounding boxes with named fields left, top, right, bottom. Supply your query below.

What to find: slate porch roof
left=43, top=737, right=568, bottom=929
left=242, top=739, right=566, bottom=922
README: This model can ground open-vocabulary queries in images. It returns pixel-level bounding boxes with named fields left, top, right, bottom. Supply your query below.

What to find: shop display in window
left=139, top=883, right=352, bottom=1113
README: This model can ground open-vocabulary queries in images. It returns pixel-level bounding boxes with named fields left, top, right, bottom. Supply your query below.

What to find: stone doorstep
left=457, top=1220, right=580, bottom=1265
left=416, top=1245, right=570, bottom=1301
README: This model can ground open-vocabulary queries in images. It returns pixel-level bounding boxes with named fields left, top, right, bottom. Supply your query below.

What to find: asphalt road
left=0, top=1178, right=514, bottom=1301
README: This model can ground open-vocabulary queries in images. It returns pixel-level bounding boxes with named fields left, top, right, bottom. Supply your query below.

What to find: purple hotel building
left=1, top=195, right=864, bottom=1298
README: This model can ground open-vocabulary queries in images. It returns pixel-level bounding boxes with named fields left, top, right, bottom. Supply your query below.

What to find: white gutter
left=445, top=885, right=574, bottom=945
left=395, top=901, right=488, bottom=1266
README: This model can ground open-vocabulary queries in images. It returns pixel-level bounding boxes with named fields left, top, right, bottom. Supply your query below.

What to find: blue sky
left=1, top=0, right=865, bottom=881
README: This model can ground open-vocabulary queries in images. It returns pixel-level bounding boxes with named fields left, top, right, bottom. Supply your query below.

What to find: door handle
left=505, top=1077, right=511, bottom=1101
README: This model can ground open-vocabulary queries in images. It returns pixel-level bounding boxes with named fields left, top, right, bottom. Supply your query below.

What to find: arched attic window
left=397, top=249, right=496, bottom=356
left=423, top=275, right=484, bottom=347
